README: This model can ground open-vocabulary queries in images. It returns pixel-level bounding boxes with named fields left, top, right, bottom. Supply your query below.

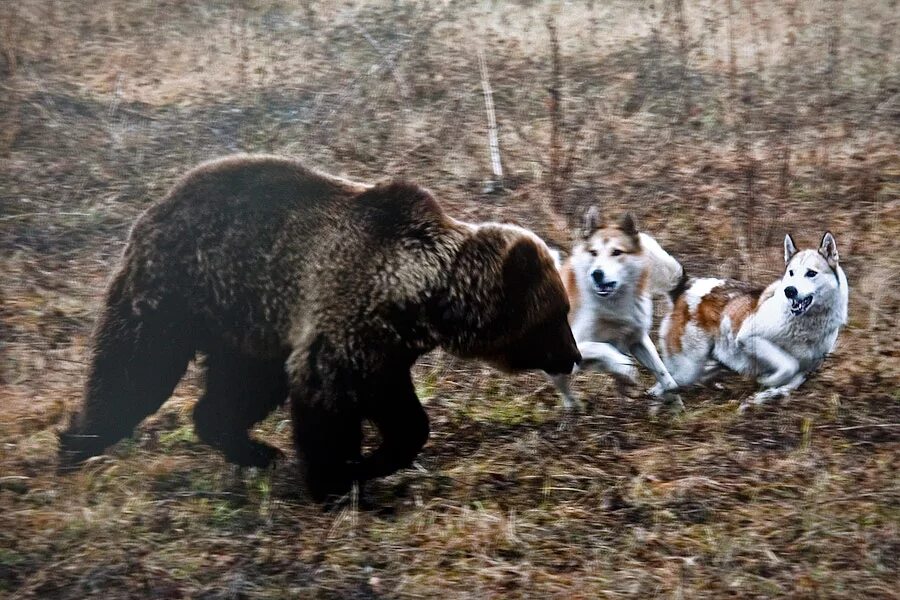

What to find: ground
left=1, top=1, right=898, bottom=598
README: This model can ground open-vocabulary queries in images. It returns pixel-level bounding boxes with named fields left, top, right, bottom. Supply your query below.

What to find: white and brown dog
left=552, top=207, right=684, bottom=411
left=659, top=232, right=849, bottom=411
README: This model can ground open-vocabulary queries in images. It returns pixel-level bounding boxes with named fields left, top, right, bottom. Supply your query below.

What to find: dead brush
left=1, top=1, right=898, bottom=598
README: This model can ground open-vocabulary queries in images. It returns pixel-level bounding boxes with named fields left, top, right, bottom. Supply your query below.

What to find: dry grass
left=1, top=0, right=898, bottom=598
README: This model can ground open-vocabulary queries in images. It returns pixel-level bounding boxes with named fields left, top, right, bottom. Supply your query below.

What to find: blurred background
left=1, top=1, right=898, bottom=598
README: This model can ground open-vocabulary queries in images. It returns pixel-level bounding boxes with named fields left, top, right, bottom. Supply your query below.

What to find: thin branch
left=353, top=22, right=412, bottom=104
left=0, top=212, right=96, bottom=222
left=546, top=16, right=562, bottom=207
left=478, top=47, right=503, bottom=191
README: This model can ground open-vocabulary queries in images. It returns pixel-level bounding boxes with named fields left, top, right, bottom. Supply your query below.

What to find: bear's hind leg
left=193, top=351, right=288, bottom=468
left=59, top=292, right=194, bottom=467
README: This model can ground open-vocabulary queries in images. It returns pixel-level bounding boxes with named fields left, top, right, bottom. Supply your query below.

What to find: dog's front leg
left=551, top=374, right=584, bottom=412
left=577, top=341, right=637, bottom=383
left=740, top=372, right=807, bottom=412
left=631, top=334, right=679, bottom=395
left=631, top=335, right=683, bottom=411
left=736, top=335, right=800, bottom=388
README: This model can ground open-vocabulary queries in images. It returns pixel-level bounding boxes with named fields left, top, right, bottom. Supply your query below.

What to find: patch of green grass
left=159, top=425, right=198, bottom=451
left=0, top=549, right=25, bottom=568
left=415, top=369, right=441, bottom=403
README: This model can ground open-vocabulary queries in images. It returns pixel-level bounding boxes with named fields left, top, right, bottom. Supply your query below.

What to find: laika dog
left=659, top=232, right=848, bottom=411
left=552, top=206, right=683, bottom=411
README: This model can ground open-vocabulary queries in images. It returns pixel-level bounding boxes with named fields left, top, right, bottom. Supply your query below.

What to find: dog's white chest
left=572, top=294, right=650, bottom=347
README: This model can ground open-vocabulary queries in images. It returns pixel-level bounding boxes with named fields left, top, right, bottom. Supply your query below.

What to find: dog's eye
left=789, top=269, right=794, bottom=277
left=805, top=269, right=817, bottom=278
left=588, top=249, right=597, bottom=257
left=611, top=249, right=623, bottom=257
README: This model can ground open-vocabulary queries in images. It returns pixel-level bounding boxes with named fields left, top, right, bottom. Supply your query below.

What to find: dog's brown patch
left=724, top=295, right=756, bottom=332
left=637, top=266, right=650, bottom=296
left=723, top=282, right=775, bottom=332
left=665, top=295, right=690, bottom=353
left=696, top=291, right=729, bottom=333
left=592, top=225, right=641, bottom=254
left=561, top=260, right=580, bottom=319
left=729, top=296, right=754, bottom=331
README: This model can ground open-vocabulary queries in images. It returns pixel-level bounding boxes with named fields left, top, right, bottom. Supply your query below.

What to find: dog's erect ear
left=618, top=213, right=638, bottom=238
left=784, top=234, right=798, bottom=263
left=581, top=206, right=601, bottom=240
left=819, top=231, right=839, bottom=268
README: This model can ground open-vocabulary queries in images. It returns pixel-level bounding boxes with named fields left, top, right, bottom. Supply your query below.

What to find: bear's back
left=118, top=155, right=455, bottom=356
left=145, top=155, right=365, bottom=231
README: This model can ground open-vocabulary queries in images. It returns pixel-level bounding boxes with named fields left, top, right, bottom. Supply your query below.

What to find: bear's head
left=439, top=223, right=580, bottom=375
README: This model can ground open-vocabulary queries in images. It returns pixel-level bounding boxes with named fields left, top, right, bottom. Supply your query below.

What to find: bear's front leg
left=292, top=400, right=362, bottom=503
left=357, top=370, right=430, bottom=482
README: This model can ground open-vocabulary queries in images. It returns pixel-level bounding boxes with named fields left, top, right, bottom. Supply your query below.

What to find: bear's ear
left=502, top=238, right=542, bottom=300
left=784, top=233, right=798, bottom=264
left=581, top=206, right=601, bottom=240
left=819, top=231, right=839, bottom=268
left=618, top=213, right=638, bottom=239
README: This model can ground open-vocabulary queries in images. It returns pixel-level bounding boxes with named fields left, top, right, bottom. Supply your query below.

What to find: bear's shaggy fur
left=58, top=155, right=580, bottom=501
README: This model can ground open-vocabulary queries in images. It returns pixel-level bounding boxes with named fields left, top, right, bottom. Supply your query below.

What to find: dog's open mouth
left=593, top=281, right=617, bottom=297
left=790, top=295, right=813, bottom=315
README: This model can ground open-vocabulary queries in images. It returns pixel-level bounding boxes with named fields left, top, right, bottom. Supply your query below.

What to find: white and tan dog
left=659, top=232, right=848, bottom=411
left=552, top=207, right=684, bottom=411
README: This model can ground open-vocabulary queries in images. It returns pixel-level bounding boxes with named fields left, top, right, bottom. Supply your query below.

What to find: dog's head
left=571, top=206, right=645, bottom=299
left=781, top=232, right=842, bottom=316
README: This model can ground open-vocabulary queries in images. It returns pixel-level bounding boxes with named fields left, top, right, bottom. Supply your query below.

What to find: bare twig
left=0, top=212, right=96, bottom=222
left=546, top=16, right=562, bottom=207
left=725, top=0, right=738, bottom=118
left=816, top=424, right=900, bottom=431
left=477, top=47, right=503, bottom=192
left=671, top=0, right=692, bottom=120
left=353, top=23, right=412, bottom=104
left=825, top=0, right=844, bottom=104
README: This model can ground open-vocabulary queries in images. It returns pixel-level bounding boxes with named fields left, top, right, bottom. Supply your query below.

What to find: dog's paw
left=755, top=387, right=788, bottom=402
left=557, top=411, right=577, bottom=432
left=739, top=388, right=787, bottom=412
left=648, top=394, right=685, bottom=417
left=758, top=369, right=795, bottom=388
left=646, top=383, right=680, bottom=399
left=561, top=397, right=586, bottom=414
left=646, top=383, right=665, bottom=397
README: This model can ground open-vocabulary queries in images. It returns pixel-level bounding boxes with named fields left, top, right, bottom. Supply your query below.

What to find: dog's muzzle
left=591, top=270, right=618, bottom=297
left=593, top=281, right=617, bottom=297
left=789, top=294, right=814, bottom=316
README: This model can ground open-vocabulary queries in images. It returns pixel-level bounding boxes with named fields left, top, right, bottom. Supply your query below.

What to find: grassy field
left=1, top=1, right=898, bottom=597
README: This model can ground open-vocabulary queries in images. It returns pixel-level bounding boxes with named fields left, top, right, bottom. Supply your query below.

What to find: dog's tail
left=638, top=233, right=686, bottom=301
left=667, top=268, right=690, bottom=303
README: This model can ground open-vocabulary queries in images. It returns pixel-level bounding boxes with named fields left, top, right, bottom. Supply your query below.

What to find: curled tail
left=638, top=232, right=686, bottom=300
left=668, top=269, right=690, bottom=303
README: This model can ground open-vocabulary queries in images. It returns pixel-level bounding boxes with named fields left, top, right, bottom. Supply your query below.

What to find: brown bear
left=58, top=155, right=580, bottom=501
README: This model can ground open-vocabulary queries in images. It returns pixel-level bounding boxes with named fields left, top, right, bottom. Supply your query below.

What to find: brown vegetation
left=1, top=1, right=898, bottom=598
